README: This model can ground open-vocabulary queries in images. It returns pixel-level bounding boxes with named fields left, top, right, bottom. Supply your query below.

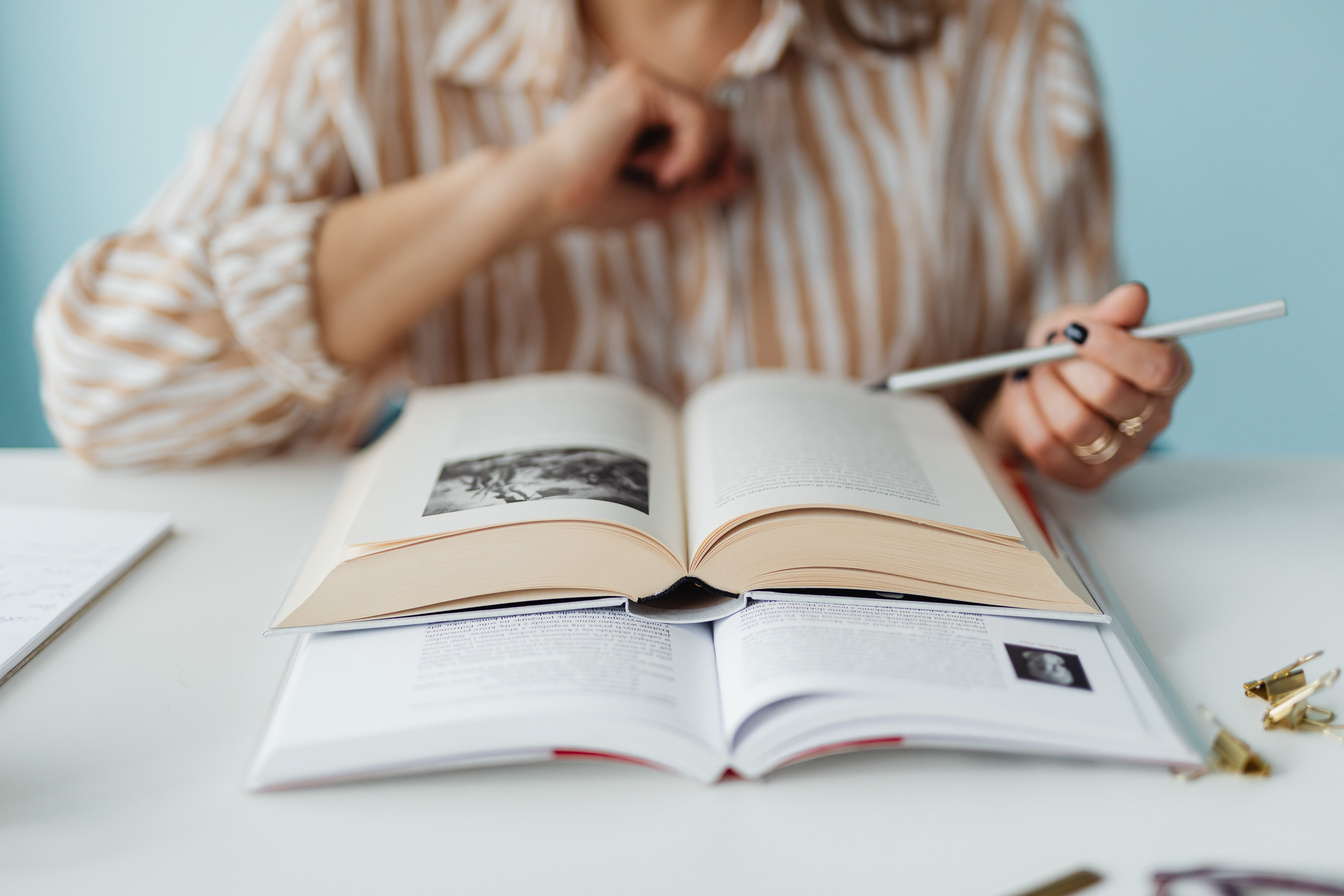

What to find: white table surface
left=1, top=450, right=1341, bottom=895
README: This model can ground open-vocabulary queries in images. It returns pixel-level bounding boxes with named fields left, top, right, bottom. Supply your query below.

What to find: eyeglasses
left=1014, top=867, right=1344, bottom=896
left=1154, top=867, right=1344, bottom=896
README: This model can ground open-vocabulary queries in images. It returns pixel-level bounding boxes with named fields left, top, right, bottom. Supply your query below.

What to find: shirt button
left=711, top=81, right=746, bottom=110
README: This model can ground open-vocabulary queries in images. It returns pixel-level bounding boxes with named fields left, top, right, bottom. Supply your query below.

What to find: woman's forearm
left=313, top=145, right=555, bottom=368
left=314, top=63, right=746, bottom=369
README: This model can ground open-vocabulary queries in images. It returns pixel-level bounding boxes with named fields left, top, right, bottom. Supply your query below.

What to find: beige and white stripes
left=35, top=0, right=1115, bottom=467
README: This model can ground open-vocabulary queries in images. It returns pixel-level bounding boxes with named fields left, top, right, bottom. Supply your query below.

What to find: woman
left=35, top=0, right=1189, bottom=486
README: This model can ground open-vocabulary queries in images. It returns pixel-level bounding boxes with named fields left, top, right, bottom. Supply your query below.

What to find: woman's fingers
left=1054, top=357, right=1152, bottom=423
left=1007, top=359, right=1161, bottom=490
left=1031, top=350, right=1174, bottom=467
left=647, top=83, right=729, bottom=188
left=1089, top=280, right=1150, bottom=328
left=1015, top=371, right=1157, bottom=489
left=537, top=62, right=745, bottom=229
left=998, top=281, right=1193, bottom=489
left=1036, top=282, right=1192, bottom=411
left=1029, top=364, right=1113, bottom=450
left=593, top=146, right=751, bottom=224
left=1062, top=318, right=1191, bottom=396
left=592, top=62, right=727, bottom=189
left=1003, top=372, right=1099, bottom=489
left=1057, top=282, right=1191, bottom=396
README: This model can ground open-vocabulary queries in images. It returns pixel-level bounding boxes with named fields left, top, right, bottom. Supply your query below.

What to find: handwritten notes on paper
left=0, top=504, right=171, bottom=682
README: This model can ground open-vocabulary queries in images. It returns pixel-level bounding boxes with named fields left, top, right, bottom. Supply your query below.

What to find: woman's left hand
left=980, top=282, right=1192, bottom=489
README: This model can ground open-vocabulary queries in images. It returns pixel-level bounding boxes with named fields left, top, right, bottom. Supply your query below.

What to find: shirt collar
left=429, top=0, right=586, bottom=96
left=427, top=0, right=855, bottom=97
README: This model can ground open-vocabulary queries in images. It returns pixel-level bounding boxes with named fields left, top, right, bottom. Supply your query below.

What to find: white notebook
left=0, top=504, right=172, bottom=685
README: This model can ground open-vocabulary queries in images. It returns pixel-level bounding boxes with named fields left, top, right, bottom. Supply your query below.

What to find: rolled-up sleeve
left=35, top=1, right=354, bottom=467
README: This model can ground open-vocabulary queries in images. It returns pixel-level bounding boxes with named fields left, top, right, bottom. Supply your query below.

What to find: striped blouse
left=35, top=0, right=1115, bottom=467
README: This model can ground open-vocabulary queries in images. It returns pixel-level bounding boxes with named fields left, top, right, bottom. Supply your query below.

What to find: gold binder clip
left=1294, top=709, right=1344, bottom=743
left=1209, top=726, right=1272, bottom=776
left=1196, top=709, right=1271, bottom=777
left=1291, top=703, right=1335, bottom=726
left=1264, top=667, right=1339, bottom=730
left=1244, top=651, right=1323, bottom=701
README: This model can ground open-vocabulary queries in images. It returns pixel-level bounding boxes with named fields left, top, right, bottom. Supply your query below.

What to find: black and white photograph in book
left=1004, top=644, right=1092, bottom=691
left=422, top=447, right=650, bottom=517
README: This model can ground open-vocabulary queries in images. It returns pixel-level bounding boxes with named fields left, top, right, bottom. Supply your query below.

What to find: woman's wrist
left=496, top=143, right=562, bottom=242
left=494, top=136, right=595, bottom=241
left=437, top=144, right=556, bottom=244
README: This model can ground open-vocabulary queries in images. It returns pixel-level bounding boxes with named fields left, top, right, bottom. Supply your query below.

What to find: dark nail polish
left=1064, top=323, right=1089, bottom=345
left=1045, top=330, right=1060, bottom=344
left=1011, top=368, right=1031, bottom=382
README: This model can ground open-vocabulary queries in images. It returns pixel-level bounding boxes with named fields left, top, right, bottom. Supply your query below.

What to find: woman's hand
left=522, top=61, right=751, bottom=232
left=980, top=282, right=1192, bottom=489
left=315, top=62, right=748, bottom=368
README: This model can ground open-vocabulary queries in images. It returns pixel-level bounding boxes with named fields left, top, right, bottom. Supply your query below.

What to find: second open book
left=271, top=371, right=1098, bottom=632
left=248, top=597, right=1203, bottom=789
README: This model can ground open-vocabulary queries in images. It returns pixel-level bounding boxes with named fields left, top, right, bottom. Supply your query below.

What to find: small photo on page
left=422, top=446, right=650, bottom=516
left=1003, top=643, right=1092, bottom=691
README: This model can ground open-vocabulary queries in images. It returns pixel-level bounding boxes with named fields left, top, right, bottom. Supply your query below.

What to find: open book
left=271, top=371, right=1098, bottom=632
left=247, top=598, right=1202, bottom=789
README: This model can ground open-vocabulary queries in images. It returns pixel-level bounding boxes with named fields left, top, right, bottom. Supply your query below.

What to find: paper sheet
left=0, top=504, right=171, bottom=682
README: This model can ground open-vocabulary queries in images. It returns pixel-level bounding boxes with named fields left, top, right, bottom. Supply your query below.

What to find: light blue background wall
left=2, top=1, right=1341, bottom=453
left=1074, top=1, right=1344, bottom=455
left=0, top=0, right=280, bottom=448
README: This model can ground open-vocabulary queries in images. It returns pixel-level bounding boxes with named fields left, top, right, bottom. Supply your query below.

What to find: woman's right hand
left=523, top=62, right=752, bottom=232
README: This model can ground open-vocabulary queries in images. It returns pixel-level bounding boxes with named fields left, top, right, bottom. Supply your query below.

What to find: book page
left=249, top=609, right=726, bottom=788
left=712, top=600, right=1146, bottom=749
left=681, top=371, right=1018, bottom=555
left=346, top=374, right=686, bottom=564
left=0, top=505, right=171, bottom=682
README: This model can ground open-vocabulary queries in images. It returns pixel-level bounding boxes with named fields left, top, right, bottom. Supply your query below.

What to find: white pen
left=872, top=299, right=1288, bottom=393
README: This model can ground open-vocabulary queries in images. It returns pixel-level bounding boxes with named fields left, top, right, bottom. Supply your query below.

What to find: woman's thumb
left=1091, top=281, right=1149, bottom=328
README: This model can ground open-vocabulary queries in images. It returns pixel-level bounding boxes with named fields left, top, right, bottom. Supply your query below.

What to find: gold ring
left=1072, top=431, right=1112, bottom=456
left=1072, top=428, right=1120, bottom=465
left=1118, top=400, right=1155, bottom=438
